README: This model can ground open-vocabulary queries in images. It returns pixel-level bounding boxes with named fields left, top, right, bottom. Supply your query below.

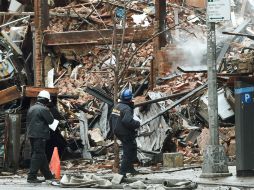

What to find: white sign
left=47, top=68, right=54, bottom=88
left=49, top=119, right=59, bottom=131
left=207, top=0, right=231, bottom=22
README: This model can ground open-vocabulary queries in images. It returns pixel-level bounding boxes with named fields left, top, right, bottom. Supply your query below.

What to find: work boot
left=45, top=178, right=58, bottom=183
left=27, top=178, right=45, bottom=183
left=45, top=173, right=55, bottom=180
left=119, top=171, right=127, bottom=178
left=128, top=168, right=140, bottom=175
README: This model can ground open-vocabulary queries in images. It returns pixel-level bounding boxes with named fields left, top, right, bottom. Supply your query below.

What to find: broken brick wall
left=186, top=0, right=206, bottom=8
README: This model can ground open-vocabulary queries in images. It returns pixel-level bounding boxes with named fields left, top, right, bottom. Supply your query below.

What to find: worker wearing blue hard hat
left=110, top=88, right=140, bottom=177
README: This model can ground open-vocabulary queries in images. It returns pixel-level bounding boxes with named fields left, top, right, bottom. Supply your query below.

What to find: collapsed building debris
left=58, top=173, right=198, bottom=189
left=0, top=0, right=253, bottom=188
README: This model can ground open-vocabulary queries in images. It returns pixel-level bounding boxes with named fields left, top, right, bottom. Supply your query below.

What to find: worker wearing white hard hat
left=37, top=90, right=51, bottom=101
left=26, top=90, right=55, bottom=183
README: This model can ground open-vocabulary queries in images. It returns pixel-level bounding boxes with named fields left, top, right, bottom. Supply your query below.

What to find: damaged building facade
left=0, top=0, right=254, bottom=188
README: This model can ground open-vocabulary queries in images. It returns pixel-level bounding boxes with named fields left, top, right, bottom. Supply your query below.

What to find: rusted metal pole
left=140, top=82, right=208, bottom=126
left=33, top=0, right=49, bottom=86
left=134, top=90, right=191, bottom=107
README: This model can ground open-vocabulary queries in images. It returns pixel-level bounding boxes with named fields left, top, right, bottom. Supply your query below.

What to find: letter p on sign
left=243, top=93, right=252, bottom=104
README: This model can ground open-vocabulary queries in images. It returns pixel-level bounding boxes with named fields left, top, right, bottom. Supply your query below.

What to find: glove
left=48, top=0, right=54, bottom=6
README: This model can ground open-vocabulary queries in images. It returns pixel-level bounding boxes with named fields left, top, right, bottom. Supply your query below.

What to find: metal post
left=5, top=114, right=21, bottom=172
left=200, top=21, right=231, bottom=177
left=0, top=16, right=30, bottom=29
left=207, top=22, right=219, bottom=146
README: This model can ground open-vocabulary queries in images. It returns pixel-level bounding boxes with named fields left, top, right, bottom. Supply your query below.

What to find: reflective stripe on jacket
left=110, top=101, right=140, bottom=136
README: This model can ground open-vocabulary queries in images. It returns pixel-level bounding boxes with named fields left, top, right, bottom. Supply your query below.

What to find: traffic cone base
left=49, top=147, right=61, bottom=179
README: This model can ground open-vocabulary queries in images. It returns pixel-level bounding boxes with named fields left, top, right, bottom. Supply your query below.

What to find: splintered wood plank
left=0, top=86, right=21, bottom=105
left=24, top=86, right=58, bottom=97
left=43, top=27, right=154, bottom=46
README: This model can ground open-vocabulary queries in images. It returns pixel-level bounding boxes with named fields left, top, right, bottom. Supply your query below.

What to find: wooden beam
left=24, top=86, right=58, bottom=97
left=34, top=0, right=49, bottom=87
left=43, top=27, right=154, bottom=46
left=151, top=0, right=167, bottom=89
left=0, top=86, right=21, bottom=106
left=155, top=0, right=167, bottom=48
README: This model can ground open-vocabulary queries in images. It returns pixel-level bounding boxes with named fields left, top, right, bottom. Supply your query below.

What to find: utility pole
left=200, top=0, right=231, bottom=178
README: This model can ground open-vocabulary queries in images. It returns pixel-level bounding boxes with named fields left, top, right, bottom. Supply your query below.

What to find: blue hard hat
left=120, top=89, right=133, bottom=101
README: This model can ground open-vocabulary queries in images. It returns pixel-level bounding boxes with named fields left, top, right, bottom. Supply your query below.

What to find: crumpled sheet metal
left=135, top=92, right=171, bottom=152
left=123, top=179, right=198, bottom=190
left=60, top=173, right=112, bottom=188
left=0, top=58, right=14, bottom=80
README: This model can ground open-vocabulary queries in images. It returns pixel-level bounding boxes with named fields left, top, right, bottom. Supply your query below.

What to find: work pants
left=116, top=134, right=137, bottom=175
left=27, top=138, right=53, bottom=180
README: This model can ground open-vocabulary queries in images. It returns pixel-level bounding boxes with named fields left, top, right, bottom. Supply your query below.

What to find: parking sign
left=207, top=0, right=231, bottom=22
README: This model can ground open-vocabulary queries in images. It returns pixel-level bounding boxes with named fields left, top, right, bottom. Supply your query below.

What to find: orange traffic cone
left=49, top=147, right=61, bottom=179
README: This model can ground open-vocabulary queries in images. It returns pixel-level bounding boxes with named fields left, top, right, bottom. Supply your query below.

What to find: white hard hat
left=38, top=90, right=51, bottom=101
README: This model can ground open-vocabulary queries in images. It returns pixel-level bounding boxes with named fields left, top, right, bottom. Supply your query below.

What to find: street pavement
left=0, top=166, right=254, bottom=190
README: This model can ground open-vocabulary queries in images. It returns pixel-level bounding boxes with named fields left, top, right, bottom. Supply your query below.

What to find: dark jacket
left=110, top=101, right=140, bottom=136
left=27, top=102, right=54, bottom=139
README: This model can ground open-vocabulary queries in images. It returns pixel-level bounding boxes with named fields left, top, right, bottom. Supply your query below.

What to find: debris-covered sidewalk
left=0, top=166, right=253, bottom=189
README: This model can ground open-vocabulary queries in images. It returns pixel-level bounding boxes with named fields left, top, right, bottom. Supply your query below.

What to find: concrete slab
left=111, top=173, right=124, bottom=184
left=163, top=152, right=183, bottom=168
left=133, top=166, right=254, bottom=189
